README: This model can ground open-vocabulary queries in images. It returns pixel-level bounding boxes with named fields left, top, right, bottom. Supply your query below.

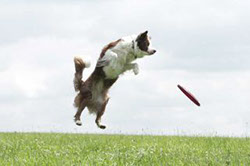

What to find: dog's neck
left=122, top=35, right=144, bottom=60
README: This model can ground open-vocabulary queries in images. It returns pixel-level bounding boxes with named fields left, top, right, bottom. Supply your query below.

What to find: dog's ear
left=136, top=31, right=148, bottom=41
left=141, top=30, right=148, bottom=37
left=140, top=31, right=148, bottom=38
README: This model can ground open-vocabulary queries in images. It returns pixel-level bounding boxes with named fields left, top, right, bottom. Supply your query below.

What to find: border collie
left=73, top=31, right=156, bottom=129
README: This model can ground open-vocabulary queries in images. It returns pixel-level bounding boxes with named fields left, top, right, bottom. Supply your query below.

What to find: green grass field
left=0, top=133, right=250, bottom=165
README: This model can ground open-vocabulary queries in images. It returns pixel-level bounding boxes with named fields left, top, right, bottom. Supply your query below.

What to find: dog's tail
left=73, top=56, right=91, bottom=92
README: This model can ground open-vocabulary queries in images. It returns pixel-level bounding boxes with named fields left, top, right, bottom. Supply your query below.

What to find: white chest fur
left=102, top=37, right=136, bottom=79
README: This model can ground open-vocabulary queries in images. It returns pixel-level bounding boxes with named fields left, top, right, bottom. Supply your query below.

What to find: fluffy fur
left=73, top=31, right=156, bottom=129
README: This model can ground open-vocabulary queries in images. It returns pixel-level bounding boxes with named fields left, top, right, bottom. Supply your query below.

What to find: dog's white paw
left=133, top=64, right=139, bottom=75
left=75, top=120, right=82, bottom=126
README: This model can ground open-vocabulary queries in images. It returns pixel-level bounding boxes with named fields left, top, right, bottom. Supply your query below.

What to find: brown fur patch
left=136, top=31, right=150, bottom=52
left=100, top=39, right=122, bottom=58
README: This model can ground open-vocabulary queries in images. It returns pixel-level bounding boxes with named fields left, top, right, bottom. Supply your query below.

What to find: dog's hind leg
left=74, top=88, right=92, bottom=126
left=74, top=99, right=88, bottom=126
left=95, top=98, right=110, bottom=129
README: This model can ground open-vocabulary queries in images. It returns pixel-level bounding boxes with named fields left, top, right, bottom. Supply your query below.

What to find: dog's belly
left=87, top=80, right=106, bottom=114
left=103, top=65, right=124, bottom=79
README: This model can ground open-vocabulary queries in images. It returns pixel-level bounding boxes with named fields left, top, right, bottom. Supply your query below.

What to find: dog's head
left=134, top=31, right=156, bottom=58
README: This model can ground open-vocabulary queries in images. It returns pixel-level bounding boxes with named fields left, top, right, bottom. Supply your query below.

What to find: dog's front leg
left=126, top=63, right=139, bottom=75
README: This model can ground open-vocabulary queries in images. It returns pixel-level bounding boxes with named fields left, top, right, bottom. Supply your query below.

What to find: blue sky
left=0, top=0, right=249, bottom=136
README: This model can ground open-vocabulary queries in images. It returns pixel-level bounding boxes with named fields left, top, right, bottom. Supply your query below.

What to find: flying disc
left=177, top=84, right=200, bottom=106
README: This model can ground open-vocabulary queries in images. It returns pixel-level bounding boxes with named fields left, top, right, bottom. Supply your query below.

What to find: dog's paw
left=99, top=125, right=106, bottom=129
left=75, top=120, right=82, bottom=126
left=133, top=64, right=139, bottom=75
left=96, top=122, right=106, bottom=129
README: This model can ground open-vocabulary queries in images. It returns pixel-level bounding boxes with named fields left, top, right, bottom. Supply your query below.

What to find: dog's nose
left=148, top=49, right=156, bottom=55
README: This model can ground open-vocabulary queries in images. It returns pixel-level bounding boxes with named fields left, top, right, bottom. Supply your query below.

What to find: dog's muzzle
left=148, top=49, right=157, bottom=55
